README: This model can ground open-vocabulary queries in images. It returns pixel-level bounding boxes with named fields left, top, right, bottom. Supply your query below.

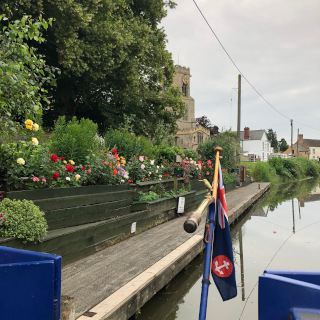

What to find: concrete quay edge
left=76, top=182, right=270, bottom=320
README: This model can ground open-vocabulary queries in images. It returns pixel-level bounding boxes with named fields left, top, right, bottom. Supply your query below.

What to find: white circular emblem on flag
left=212, top=255, right=233, bottom=278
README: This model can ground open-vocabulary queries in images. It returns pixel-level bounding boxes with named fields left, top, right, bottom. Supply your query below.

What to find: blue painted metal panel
left=258, top=270, right=320, bottom=320
left=0, top=246, right=61, bottom=320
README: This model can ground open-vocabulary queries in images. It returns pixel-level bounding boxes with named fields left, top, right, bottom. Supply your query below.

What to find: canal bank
left=61, top=182, right=270, bottom=320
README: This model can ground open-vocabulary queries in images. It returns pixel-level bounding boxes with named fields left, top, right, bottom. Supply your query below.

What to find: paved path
left=61, top=182, right=270, bottom=320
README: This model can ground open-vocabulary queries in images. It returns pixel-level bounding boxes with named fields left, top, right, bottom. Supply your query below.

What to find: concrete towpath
left=61, top=182, right=270, bottom=320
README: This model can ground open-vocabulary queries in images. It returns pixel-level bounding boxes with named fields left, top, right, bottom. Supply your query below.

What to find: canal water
left=138, top=178, right=320, bottom=320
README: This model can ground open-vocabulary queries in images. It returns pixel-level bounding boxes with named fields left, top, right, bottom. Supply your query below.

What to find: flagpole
left=199, top=147, right=222, bottom=320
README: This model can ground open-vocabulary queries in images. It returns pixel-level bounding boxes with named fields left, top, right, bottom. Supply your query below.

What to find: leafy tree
left=266, top=129, right=278, bottom=151
left=196, top=115, right=211, bottom=129
left=0, top=14, right=57, bottom=139
left=278, top=138, right=289, bottom=152
left=3, top=0, right=184, bottom=136
left=197, top=131, right=240, bottom=168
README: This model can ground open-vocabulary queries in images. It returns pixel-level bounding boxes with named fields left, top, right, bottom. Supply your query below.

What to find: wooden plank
left=47, top=203, right=132, bottom=230
left=34, top=190, right=135, bottom=211
left=6, top=184, right=130, bottom=200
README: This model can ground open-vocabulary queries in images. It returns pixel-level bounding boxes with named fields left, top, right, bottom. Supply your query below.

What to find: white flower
left=17, top=158, right=25, bottom=165
left=31, top=137, right=39, bottom=145
left=148, top=172, right=152, bottom=176
left=159, top=175, right=162, bottom=178
left=66, top=177, right=71, bottom=181
left=124, top=172, right=129, bottom=179
left=150, top=160, right=155, bottom=165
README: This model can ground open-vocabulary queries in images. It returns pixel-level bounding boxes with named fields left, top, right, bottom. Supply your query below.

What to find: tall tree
left=3, top=0, right=184, bottom=135
left=0, top=14, right=57, bottom=139
left=267, top=129, right=278, bottom=151
left=278, top=138, right=289, bottom=152
left=196, top=115, right=211, bottom=129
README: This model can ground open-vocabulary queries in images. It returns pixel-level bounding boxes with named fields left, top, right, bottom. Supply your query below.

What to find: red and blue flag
left=211, top=163, right=237, bottom=301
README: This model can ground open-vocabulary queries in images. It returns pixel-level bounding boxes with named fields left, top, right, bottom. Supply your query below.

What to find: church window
left=197, top=133, right=203, bottom=144
left=182, top=108, right=188, bottom=121
left=182, top=83, right=188, bottom=96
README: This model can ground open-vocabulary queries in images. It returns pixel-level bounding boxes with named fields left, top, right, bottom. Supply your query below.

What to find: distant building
left=283, top=134, right=320, bottom=160
left=240, top=127, right=272, bottom=162
left=173, top=65, right=210, bottom=151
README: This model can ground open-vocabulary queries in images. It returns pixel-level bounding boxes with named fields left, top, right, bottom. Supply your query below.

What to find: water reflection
left=138, top=178, right=320, bottom=320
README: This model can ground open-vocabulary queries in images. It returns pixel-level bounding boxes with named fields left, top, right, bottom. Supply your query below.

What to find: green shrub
left=251, top=162, right=272, bottom=182
left=0, top=198, right=48, bottom=242
left=50, top=116, right=99, bottom=164
left=197, top=131, right=240, bottom=168
left=104, top=129, right=153, bottom=160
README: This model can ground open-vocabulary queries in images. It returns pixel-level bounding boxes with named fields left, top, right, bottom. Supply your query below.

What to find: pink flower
left=87, top=169, right=92, bottom=173
left=42, top=179, right=46, bottom=182
left=198, top=154, right=202, bottom=158
left=0, top=194, right=3, bottom=199
left=139, top=156, right=144, bottom=162
left=141, top=164, right=145, bottom=170
left=207, top=160, right=212, bottom=164
left=33, top=177, right=40, bottom=182
left=3, top=218, right=6, bottom=222
left=206, top=171, right=210, bottom=175
left=0, top=214, right=2, bottom=217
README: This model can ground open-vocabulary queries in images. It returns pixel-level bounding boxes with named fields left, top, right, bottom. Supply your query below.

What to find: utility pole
left=291, top=119, right=293, bottom=157
left=297, top=128, right=299, bottom=157
left=237, top=74, right=241, bottom=164
left=237, top=74, right=241, bottom=140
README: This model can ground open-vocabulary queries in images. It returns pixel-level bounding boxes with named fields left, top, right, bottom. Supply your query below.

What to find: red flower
left=112, top=148, right=118, bottom=154
left=128, top=179, right=132, bottom=183
left=145, top=178, right=149, bottom=181
left=209, top=165, right=212, bottom=169
left=81, top=167, right=86, bottom=171
left=87, top=169, right=92, bottom=173
left=51, top=154, right=58, bottom=162
left=113, top=169, right=117, bottom=176
left=198, top=154, right=202, bottom=158
left=60, top=156, right=65, bottom=161
left=206, top=171, right=210, bottom=175
left=65, top=165, right=74, bottom=173
left=52, top=172, right=59, bottom=180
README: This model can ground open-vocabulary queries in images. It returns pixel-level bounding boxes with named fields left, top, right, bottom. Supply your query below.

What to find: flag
left=211, top=163, right=237, bottom=301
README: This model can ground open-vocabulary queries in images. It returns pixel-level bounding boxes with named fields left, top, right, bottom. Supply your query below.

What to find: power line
left=191, top=0, right=320, bottom=131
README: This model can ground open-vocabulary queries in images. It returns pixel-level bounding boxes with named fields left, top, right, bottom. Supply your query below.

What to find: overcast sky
left=162, top=0, right=320, bottom=143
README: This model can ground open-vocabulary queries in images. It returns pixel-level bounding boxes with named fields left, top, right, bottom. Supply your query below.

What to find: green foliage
left=50, top=117, right=99, bottom=164
left=278, top=138, right=289, bottom=152
left=0, top=14, right=57, bottom=138
left=0, top=198, right=47, bottom=242
left=153, top=145, right=195, bottom=163
left=4, top=0, right=184, bottom=135
left=251, top=162, right=274, bottom=183
left=137, top=191, right=160, bottom=202
left=150, top=184, right=166, bottom=198
left=244, top=157, right=320, bottom=184
left=266, top=129, right=278, bottom=152
left=197, top=131, right=240, bottom=168
left=104, top=129, right=153, bottom=160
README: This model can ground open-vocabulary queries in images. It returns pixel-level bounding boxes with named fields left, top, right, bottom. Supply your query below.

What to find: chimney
left=298, top=134, right=303, bottom=145
left=244, top=127, right=250, bottom=140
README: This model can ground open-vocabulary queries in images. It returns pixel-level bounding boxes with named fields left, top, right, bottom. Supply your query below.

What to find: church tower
left=174, top=65, right=210, bottom=151
left=174, top=65, right=196, bottom=130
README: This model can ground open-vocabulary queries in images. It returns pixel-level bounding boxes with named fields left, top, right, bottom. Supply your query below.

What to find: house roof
left=303, top=139, right=320, bottom=148
left=295, top=144, right=309, bottom=152
left=240, top=129, right=266, bottom=141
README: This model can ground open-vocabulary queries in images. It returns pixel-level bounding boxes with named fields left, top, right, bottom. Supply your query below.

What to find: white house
left=240, top=127, right=272, bottom=162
